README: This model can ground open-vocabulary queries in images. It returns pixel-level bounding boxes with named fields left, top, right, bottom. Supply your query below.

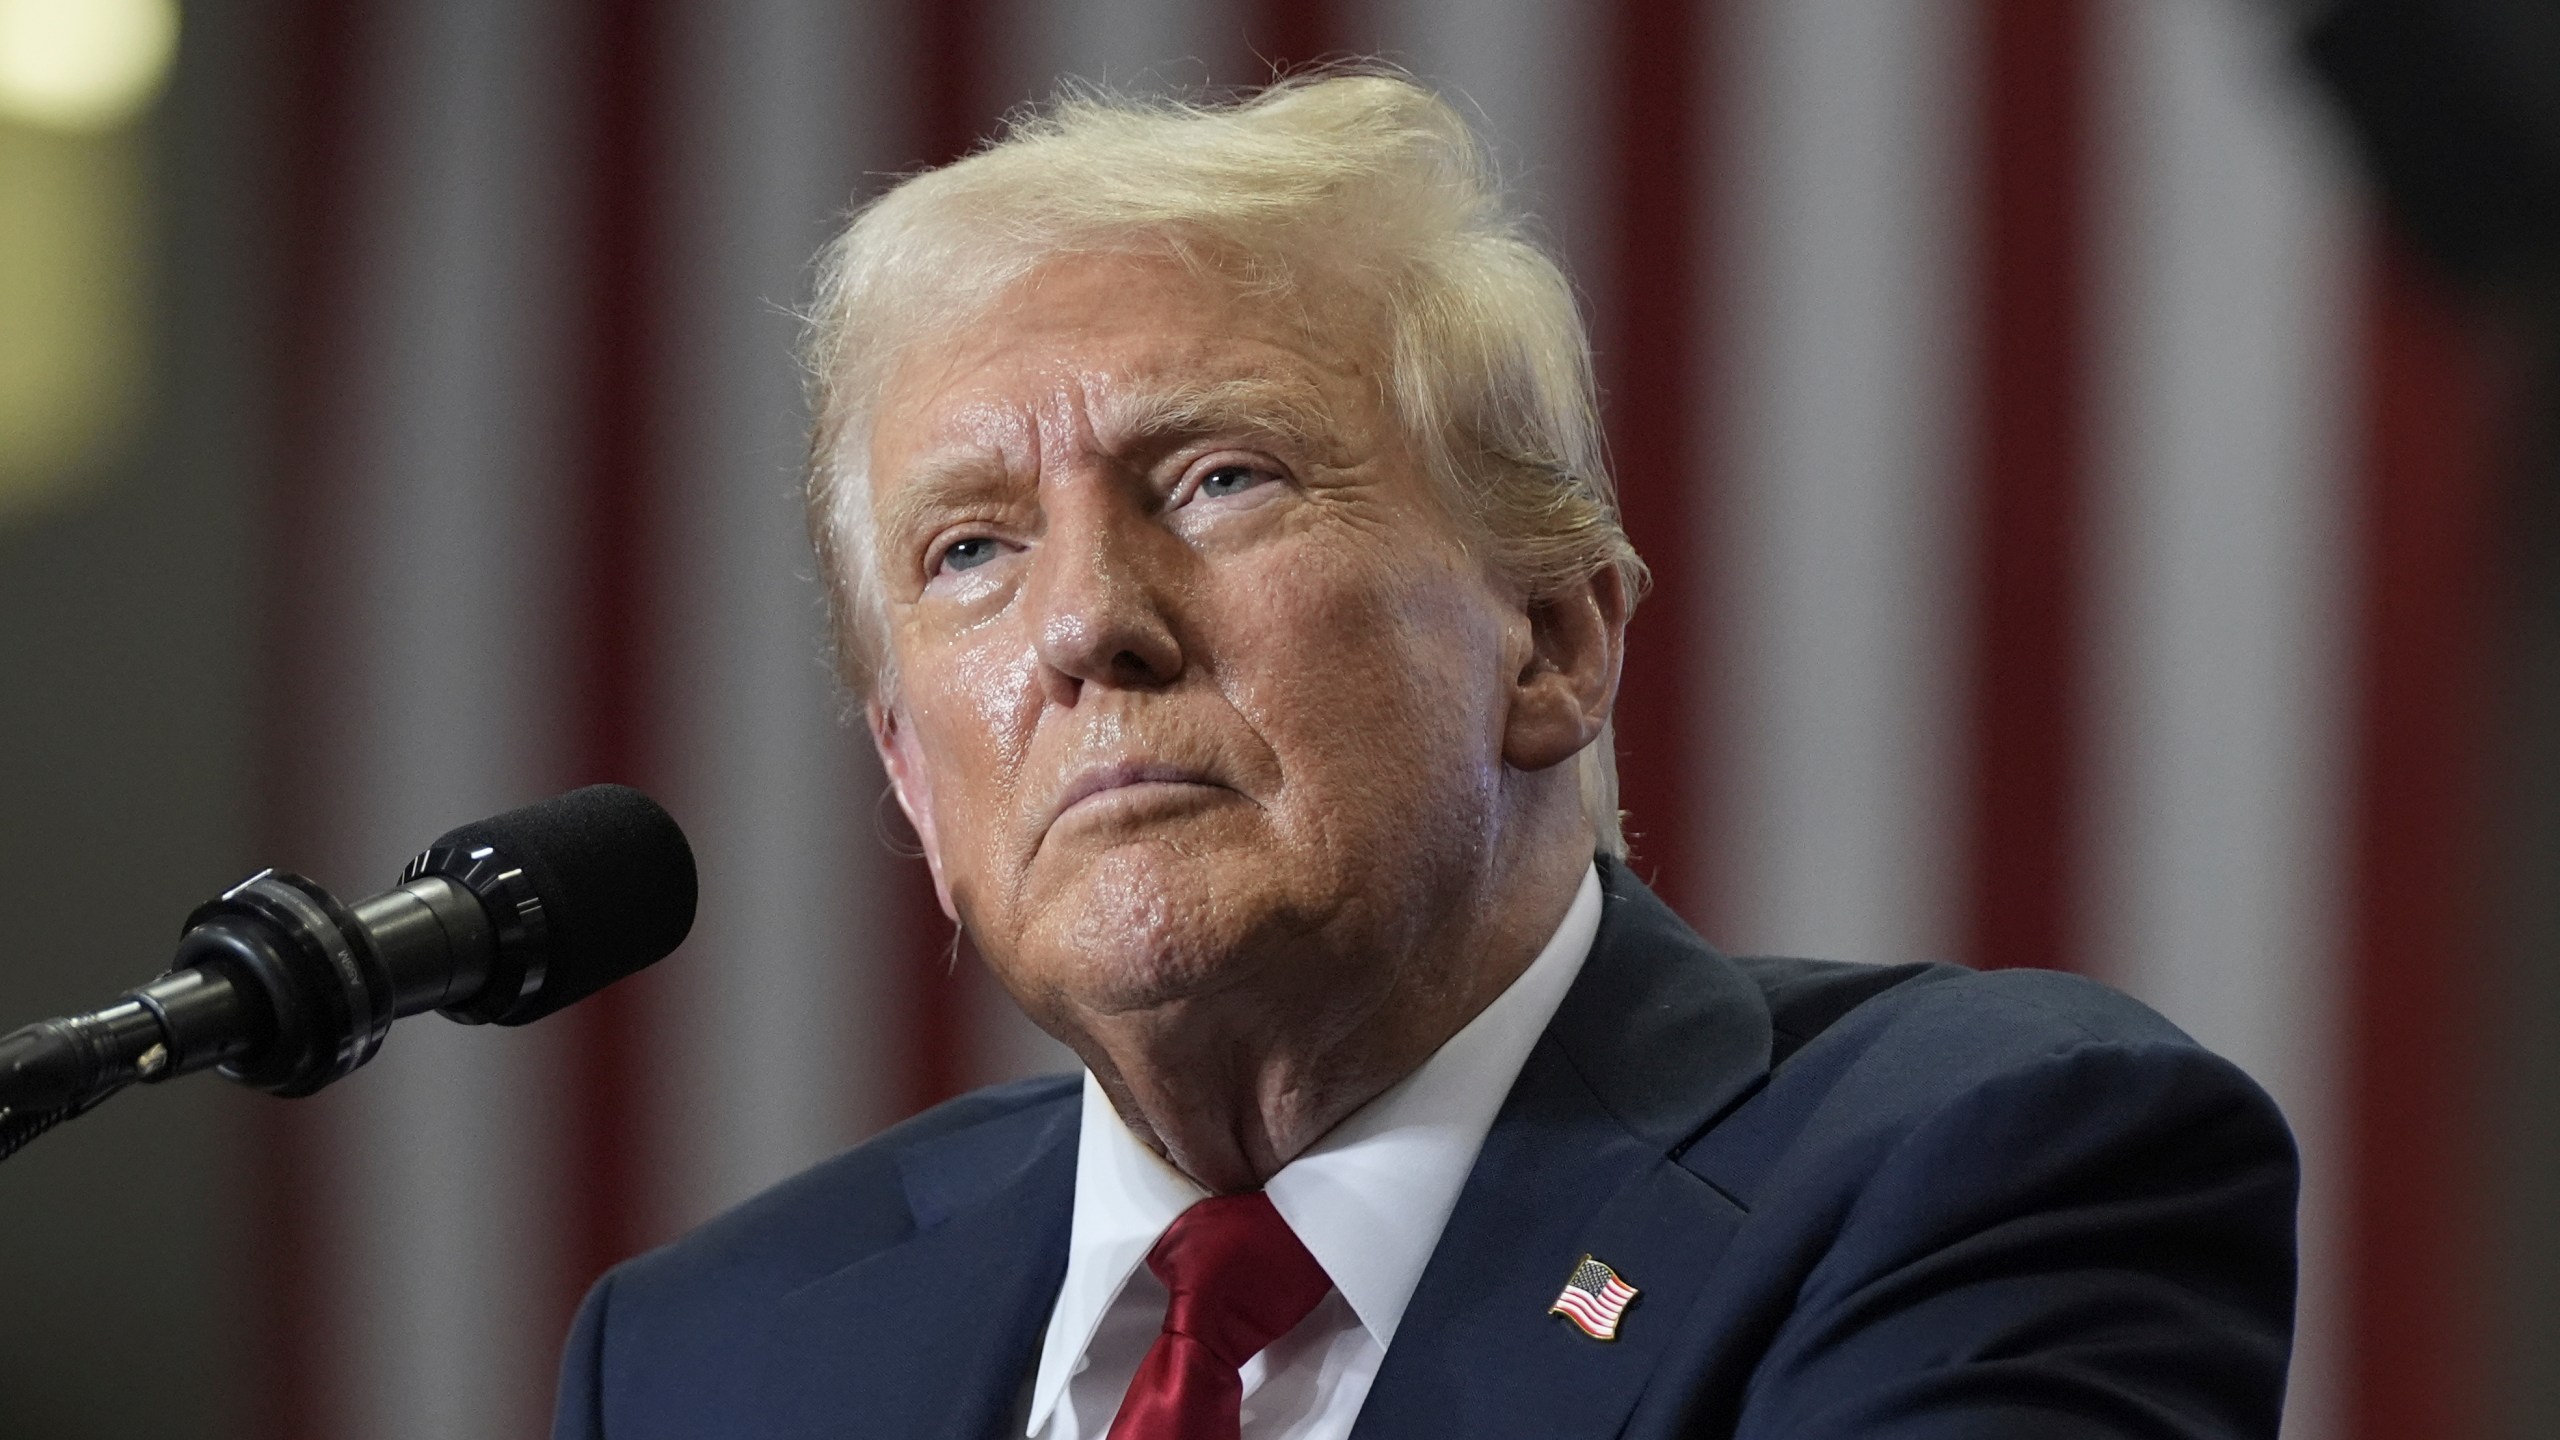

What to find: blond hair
left=803, top=72, right=1647, bottom=855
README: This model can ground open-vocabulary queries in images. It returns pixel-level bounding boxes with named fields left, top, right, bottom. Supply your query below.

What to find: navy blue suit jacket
left=555, top=858, right=2296, bottom=1438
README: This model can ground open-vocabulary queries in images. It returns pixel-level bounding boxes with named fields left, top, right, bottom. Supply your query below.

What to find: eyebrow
left=872, top=448, right=1018, bottom=561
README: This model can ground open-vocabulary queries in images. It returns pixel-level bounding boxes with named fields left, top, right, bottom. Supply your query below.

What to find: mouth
left=1042, top=761, right=1232, bottom=843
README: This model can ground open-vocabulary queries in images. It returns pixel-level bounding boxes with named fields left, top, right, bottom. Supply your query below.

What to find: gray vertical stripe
left=1369, top=0, right=1607, bottom=283
left=328, top=0, right=578, bottom=1435
left=1001, top=0, right=1237, bottom=101
left=2086, top=3, right=2354, bottom=1435
left=655, top=0, right=912, bottom=1232
left=1712, top=0, right=1968, bottom=965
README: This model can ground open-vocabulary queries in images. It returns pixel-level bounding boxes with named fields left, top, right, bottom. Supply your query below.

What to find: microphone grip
left=0, top=1011, right=156, bottom=1111
left=0, top=967, right=264, bottom=1111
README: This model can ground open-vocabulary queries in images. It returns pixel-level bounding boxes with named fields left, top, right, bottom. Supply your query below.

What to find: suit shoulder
left=1693, top=959, right=2282, bottom=1205
left=609, top=1073, right=1079, bottom=1313
left=554, top=1075, right=1078, bottom=1438
left=1682, top=965, right=2296, bottom=1437
left=1732, top=953, right=2198, bottom=1070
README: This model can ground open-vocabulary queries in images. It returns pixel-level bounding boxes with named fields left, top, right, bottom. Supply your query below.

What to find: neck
left=1065, top=827, right=1592, bottom=1194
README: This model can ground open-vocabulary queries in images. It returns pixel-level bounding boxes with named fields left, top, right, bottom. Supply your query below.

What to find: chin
left=1019, top=842, right=1302, bottom=1017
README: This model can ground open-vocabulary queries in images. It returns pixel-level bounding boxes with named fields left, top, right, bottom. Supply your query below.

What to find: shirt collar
left=1025, top=864, right=1604, bottom=1433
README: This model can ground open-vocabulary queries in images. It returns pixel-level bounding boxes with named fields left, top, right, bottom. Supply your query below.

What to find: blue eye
left=1194, top=464, right=1264, bottom=500
left=938, top=537, right=1001, bottom=573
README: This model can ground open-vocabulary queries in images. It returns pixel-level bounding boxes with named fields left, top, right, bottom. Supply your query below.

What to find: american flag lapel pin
left=1548, top=1254, right=1639, bottom=1341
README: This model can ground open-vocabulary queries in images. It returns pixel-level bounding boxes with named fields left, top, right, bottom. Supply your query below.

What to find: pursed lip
left=1042, top=760, right=1228, bottom=840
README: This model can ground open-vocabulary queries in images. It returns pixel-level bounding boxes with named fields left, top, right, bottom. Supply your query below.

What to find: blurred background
left=0, top=0, right=2553, bottom=1436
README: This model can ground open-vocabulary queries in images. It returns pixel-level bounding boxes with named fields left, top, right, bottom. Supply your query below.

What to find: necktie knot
left=1104, top=1192, right=1333, bottom=1439
left=1147, top=1192, right=1332, bottom=1368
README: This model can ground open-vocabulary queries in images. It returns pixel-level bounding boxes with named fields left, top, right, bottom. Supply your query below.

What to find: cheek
left=900, top=633, right=1044, bottom=858
left=1226, top=543, right=1513, bottom=819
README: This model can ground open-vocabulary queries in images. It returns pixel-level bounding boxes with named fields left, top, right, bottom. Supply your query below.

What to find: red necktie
left=1104, top=1192, right=1334, bottom=1440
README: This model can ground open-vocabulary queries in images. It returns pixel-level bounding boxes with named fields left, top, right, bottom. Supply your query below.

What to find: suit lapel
left=745, top=1097, right=1080, bottom=1440
left=1351, top=860, right=1771, bottom=1440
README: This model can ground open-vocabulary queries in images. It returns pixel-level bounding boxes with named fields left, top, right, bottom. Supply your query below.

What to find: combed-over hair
left=802, top=71, right=1649, bottom=856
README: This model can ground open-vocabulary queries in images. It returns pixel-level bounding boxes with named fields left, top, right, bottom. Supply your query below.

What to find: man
left=554, top=75, right=2295, bottom=1439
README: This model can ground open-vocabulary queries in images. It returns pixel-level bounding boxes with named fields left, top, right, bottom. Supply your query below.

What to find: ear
left=1501, top=566, right=1629, bottom=774
left=867, top=699, right=961, bottom=924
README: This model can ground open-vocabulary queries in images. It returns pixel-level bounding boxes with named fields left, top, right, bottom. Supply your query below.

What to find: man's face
left=861, top=252, right=1545, bottom=1036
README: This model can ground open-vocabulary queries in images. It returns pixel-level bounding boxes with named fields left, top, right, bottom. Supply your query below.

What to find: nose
left=1024, top=492, right=1184, bottom=704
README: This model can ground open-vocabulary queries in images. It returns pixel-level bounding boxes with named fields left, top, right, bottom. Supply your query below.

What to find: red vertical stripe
left=1603, top=0, right=1711, bottom=915
left=1962, top=0, right=2090, bottom=974
left=260, top=4, right=370, bottom=1436
left=919, top=0, right=993, bottom=166
left=1244, top=0, right=1342, bottom=75
left=561, top=0, right=671, bottom=1312
left=2344, top=231, right=2501, bottom=1440
left=896, top=0, right=1000, bottom=1116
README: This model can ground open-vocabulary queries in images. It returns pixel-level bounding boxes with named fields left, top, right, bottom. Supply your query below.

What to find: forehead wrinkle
left=876, top=366, right=1122, bottom=553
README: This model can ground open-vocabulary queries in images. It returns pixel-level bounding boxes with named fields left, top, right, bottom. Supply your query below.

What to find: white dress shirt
left=1024, top=864, right=1604, bottom=1440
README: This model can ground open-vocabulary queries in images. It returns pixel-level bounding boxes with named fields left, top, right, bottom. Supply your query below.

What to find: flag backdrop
left=248, top=2, right=2528, bottom=1438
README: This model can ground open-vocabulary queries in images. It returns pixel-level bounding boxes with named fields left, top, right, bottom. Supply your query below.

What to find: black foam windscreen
left=431, top=784, right=698, bottom=1025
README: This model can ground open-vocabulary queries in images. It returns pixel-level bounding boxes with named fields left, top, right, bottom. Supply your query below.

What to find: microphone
left=0, top=785, right=696, bottom=1145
